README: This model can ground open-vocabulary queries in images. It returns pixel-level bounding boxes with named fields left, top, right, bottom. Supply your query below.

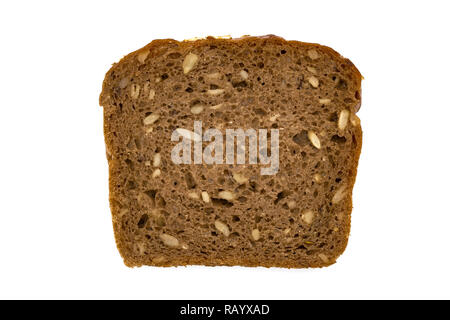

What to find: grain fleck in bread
left=99, top=35, right=362, bottom=268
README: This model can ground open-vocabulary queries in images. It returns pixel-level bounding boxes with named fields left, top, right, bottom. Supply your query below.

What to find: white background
left=1, top=0, right=449, bottom=300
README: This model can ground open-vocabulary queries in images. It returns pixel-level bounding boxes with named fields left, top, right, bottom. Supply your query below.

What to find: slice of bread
left=99, top=35, right=362, bottom=268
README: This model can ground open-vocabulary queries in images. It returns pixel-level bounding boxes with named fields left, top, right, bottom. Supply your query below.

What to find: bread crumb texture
left=100, top=35, right=362, bottom=268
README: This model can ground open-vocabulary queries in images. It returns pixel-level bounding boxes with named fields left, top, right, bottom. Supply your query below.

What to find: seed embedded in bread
left=188, top=192, right=200, bottom=200
left=182, top=53, right=199, bottom=74
left=287, top=200, right=297, bottom=209
left=302, top=210, right=315, bottom=224
left=307, top=49, right=320, bottom=60
left=190, top=105, right=204, bottom=114
left=148, top=89, right=156, bottom=100
left=207, top=89, right=225, bottom=95
left=269, top=114, right=280, bottom=122
left=153, top=153, right=161, bottom=167
left=143, top=113, right=159, bottom=125
left=152, top=169, right=161, bottom=178
left=338, top=109, right=350, bottom=131
left=313, top=173, right=322, bottom=183
left=210, top=103, right=223, bottom=110
left=215, top=220, right=230, bottom=237
left=332, top=185, right=347, bottom=204
left=319, top=98, right=331, bottom=105
left=201, top=191, right=210, bottom=203
left=218, top=191, right=235, bottom=201
left=308, top=131, right=321, bottom=149
left=118, top=77, right=128, bottom=88
left=239, top=70, right=249, bottom=79
left=160, top=234, right=179, bottom=248
left=318, top=253, right=329, bottom=263
left=308, top=76, right=319, bottom=88
left=251, top=229, right=261, bottom=241
left=152, top=256, right=166, bottom=263
left=232, top=173, right=248, bottom=185
left=144, top=127, right=153, bottom=134
left=307, top=66, right=317, bottom=74
left=130, top=84, right=140, bottom=100
left=206, top=72, right=221, bottom=79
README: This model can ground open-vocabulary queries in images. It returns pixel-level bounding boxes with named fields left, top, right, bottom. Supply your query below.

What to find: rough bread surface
left=99, top=35, right=362, bottom=268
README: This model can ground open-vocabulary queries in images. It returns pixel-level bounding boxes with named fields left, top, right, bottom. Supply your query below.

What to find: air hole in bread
left=212, top=198, right=233, bottom=208
left=336, top=79, right=347, bottom=90
left=274, top=190, right=290, bottom=205
left=331, top=135, right=347, bottom=144
left=157, top=196, right=166, bottom=207
left=292, top=130, right=309, bottom=146
left=184, top=172, right=197, bottom=189
left=137, top=214, right=148, bottom=228
left=125, top=159, right=134, bottom=170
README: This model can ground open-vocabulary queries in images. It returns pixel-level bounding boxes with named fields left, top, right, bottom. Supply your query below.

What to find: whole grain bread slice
left=100, top=35, right=362, bottom=268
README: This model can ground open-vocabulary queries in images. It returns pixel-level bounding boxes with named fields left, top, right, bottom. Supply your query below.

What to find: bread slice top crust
left=100, top=35, right=362, bottom=268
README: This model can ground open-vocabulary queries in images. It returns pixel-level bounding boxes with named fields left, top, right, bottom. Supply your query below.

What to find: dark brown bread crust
left=100, top=35, right=362, bottom=268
